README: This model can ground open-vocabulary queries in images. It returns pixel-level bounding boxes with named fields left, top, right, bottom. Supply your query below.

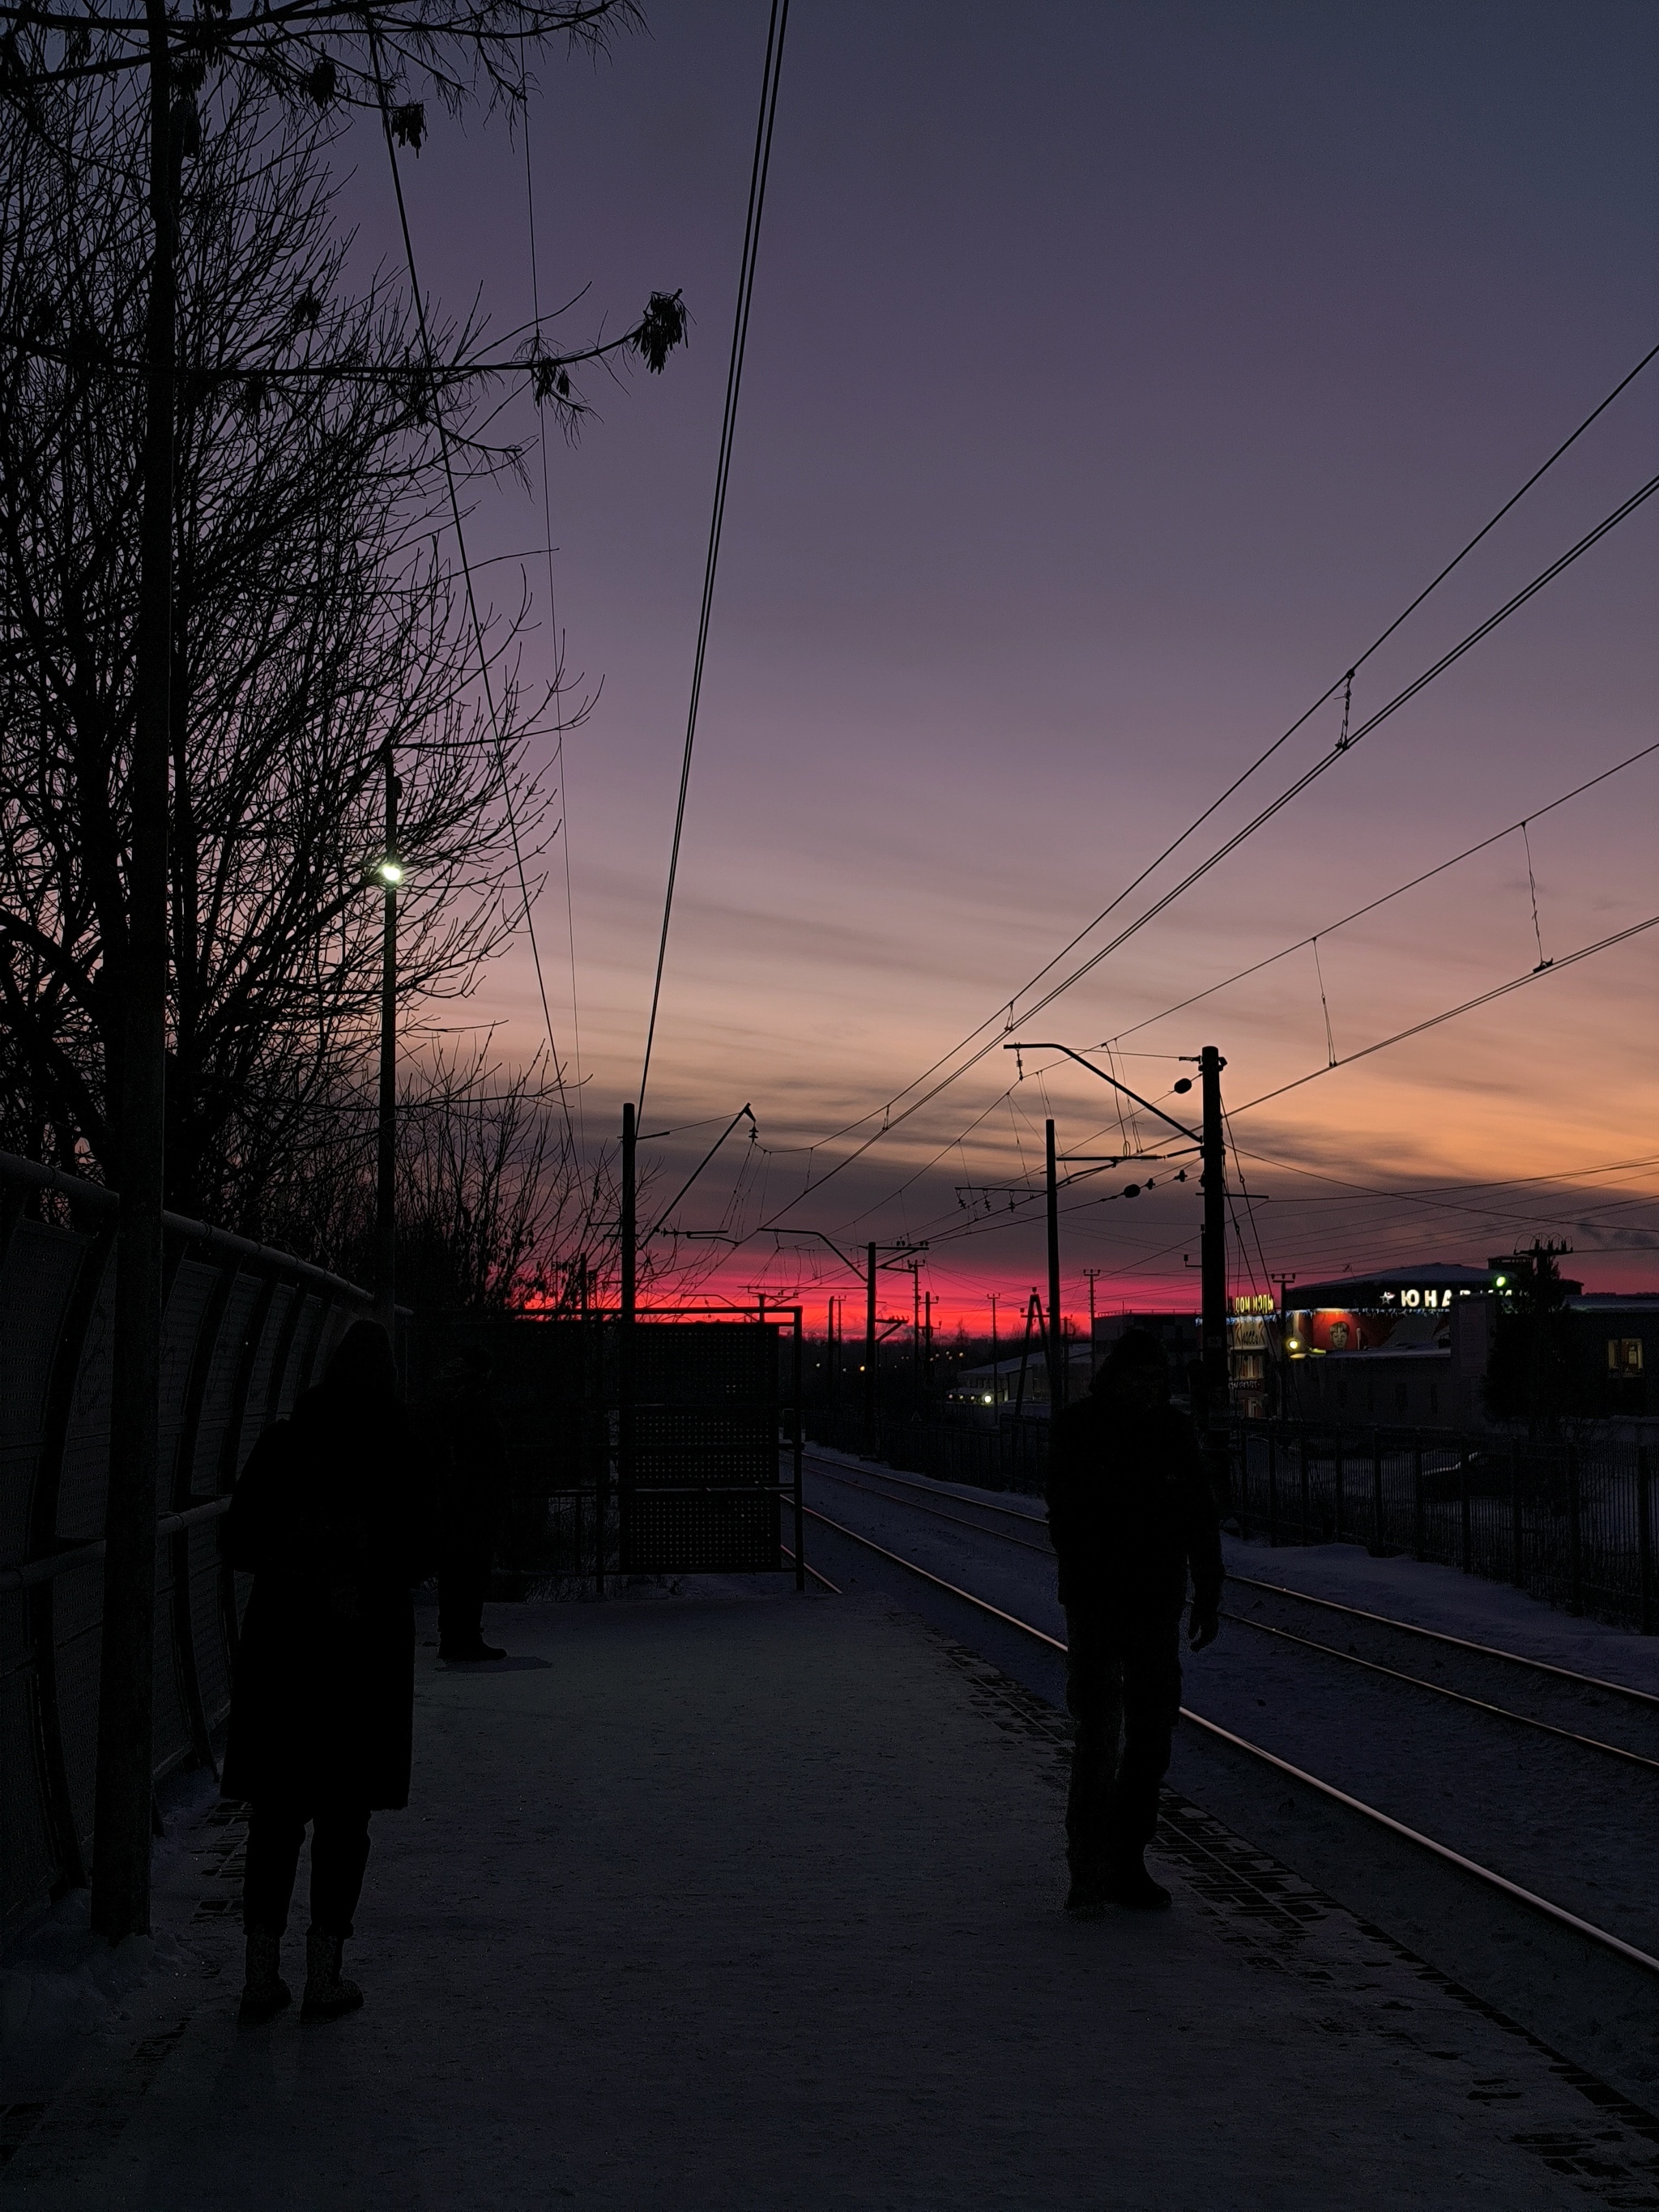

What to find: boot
left=1103, top=1854, right=1172, bottom=1912
left=301, top=1926, right=365, bottom=2022
left=237, top=1928, right=292, bottom=2026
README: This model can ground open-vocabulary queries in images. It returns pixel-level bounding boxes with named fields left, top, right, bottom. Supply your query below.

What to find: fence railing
left=0, top=1152, right=369, bottom=1940
left=804, top=1402, right=1054, bottom=1495
left=805, top=1400, right=1658, bottom=1637
left=1231, top=1419, right=1658, bottom=1632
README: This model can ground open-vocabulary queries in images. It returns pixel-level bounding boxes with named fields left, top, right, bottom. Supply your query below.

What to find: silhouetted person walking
left=222, top=1319, right=438, bottom=2024
left=436, top=1346, right=509, bottom=1662
left=1047, top=1330, right=1222, bottom=1915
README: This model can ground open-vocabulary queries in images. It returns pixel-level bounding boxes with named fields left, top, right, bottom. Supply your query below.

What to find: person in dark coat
left=1046, top=1328, right=1223, bottom=1915
left=221, top=1318, right=438, bottom=2024
left=434, top=1347, right=509, bottom=1663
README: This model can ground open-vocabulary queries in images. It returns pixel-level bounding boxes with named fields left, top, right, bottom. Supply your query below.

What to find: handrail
left=0, top=1150, right=370, bottom=1304
left=0, top=1497, right=232, bottom=1594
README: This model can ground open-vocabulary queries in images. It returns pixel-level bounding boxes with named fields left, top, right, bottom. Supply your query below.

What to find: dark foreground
left=3, top=1588, right=1648, bottom=2209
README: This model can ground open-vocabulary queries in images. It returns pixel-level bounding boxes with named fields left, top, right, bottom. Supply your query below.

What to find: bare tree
left=0, top=79, right=572, bottom=1229
left=1, top=0, right=677, bottom=1939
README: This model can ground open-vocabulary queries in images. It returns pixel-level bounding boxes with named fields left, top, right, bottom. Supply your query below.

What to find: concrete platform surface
left=6, top=1588, right=1657, bottom=2210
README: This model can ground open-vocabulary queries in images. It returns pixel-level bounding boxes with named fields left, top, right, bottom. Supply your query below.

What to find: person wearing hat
left=1047, top=1328, right=1222, bottom=1915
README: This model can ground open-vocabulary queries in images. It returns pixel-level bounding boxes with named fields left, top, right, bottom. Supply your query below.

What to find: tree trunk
left=90, top=4, right=175, bottom=1943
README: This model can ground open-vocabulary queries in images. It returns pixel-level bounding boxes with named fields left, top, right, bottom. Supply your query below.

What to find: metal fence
left=1232, top=1419, right=1658, bottom=1631
left=0, top=1152, right=369, bottom=1940
left=412, top=1306, right=804, bottom=1589
left=807, top=1400, right=1659, bottom=1636
left=805, top=1403, right=1054, bottom=1495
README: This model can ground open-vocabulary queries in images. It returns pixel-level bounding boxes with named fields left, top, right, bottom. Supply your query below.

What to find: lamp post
left=371, top=757, right=403, bottom=1333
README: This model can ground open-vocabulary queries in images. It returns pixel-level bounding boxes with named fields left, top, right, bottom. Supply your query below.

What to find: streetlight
left=366, top=755, right=403, bottom=1332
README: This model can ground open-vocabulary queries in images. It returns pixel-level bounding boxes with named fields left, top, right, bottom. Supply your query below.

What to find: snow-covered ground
left=0, top=1767, right=217, bottom=2103
left=800, top=1447, right=1659, bottom=1963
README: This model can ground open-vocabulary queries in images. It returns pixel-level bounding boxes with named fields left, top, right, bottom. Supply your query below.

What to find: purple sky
left=349, top=0, right=1658, bottom=1323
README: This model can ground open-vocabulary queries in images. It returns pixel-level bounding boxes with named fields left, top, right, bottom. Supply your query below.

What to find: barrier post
left=1412, top=1435, right=1426, bottom=1562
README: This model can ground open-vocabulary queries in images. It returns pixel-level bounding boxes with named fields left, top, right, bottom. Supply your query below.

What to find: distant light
left=376, top=858, right=404, bottom=885
left=981, top=1393, right=993, bottom=1404
left=1494, top=1275, right=1508, bottom=1289
left=1286, top=1337, right=1302, bottom=1351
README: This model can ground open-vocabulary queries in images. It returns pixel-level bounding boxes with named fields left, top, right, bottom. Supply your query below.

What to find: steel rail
left=804, top=1451, right=1659, bottom=1712
left=806, top=1461, right=1051, bottom=1552
left=1228, top=1572, right=1659, bottom=1713
left=779, top=1541, right=841, bottom=1595
left=802, top=1501, right=1659, bottom=1979
left=1222, top=1609, right=1659, bottom=1774
left=803, top=1452, right=1046, bottom=1526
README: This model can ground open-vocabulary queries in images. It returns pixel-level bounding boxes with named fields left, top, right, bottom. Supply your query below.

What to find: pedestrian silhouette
left=221, top=1318, right=438, bottom=2023
left=1047, top=1330, right=1222, bottom=1914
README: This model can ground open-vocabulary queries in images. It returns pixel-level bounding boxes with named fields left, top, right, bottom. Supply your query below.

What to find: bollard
left=1638, top=1447, right=1655, bottom=1636
left=1459, top=1447, right=1472, bottom=1576
left=1371, top=1429, right=1384, bottom=1554
left=1567, top=1446, right=1583, bottom=1617
left=1412, top=1435, right=1426, bottom=1562
left=1510, top=1443, right=1524, bottom=1588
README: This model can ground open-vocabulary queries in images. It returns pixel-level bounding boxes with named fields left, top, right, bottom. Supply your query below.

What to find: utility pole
left=1046, top=1118, right=1064, bottom=1413
left=373, top=755, right=400, bottom=1333
left=864, top=1242, right=878, bottom=1456
left=1084, top=1267, right=1102, bottom=1337
left=1199, top=1045, right=1229, bottom=1499
left=621, top=1104, right=638, bottom=1321
left=92, top=15, right=181, bottom=1944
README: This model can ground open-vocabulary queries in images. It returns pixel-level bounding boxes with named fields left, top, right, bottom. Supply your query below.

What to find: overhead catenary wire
left=1233, top=909, right=1659, bottom=1117
left=1098, top=738, right=1659, bottom=1049
left=750, top=471, right=1659, bottom=1238
left=740, top=346, right=1659, bottom=1221
left=638, top=0, right=791, bottom=1119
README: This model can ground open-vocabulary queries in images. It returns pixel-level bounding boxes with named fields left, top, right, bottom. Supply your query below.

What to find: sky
left=347, top=0, right=1658, bottom=1328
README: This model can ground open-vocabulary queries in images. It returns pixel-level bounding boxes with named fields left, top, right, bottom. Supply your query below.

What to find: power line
left=638, top=0, right=791, bottom=1117
left=752, top=469, right=1659, bottom=1238
left=739, top=345, right=1659, bottom=1216
left=522, top=77, right=586, bottom=1159
left=1099, top=737, right=1659, bottom=1047
left=1233, top=908, right=1659, bottom=1117
left=369, top=38, right=577, bottom=1170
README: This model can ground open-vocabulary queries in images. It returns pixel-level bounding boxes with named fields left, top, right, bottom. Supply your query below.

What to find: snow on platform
left=1222, top=1531, right=1659, bottom=1695
left=4, top=1588, right=1655, bottom=2209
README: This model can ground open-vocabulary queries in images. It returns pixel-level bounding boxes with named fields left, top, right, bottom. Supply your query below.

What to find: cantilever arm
left=1004, top=1042, right=1202, bottom=1145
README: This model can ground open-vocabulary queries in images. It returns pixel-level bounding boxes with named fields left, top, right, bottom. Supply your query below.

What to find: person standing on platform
left=435, top=1346, right=510, bottom=1663
left=221, top=1318, right=438, bottom=2024
left=1047, top=1328, right=1222, bottom=1916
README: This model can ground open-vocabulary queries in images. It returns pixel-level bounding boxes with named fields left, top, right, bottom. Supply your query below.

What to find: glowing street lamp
left=365, top=756, right=404, bottom=1331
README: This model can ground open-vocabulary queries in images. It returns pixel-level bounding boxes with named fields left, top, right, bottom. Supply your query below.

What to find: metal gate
left=412, top=1303, right=805, bottom=1590
left=620, top=1309, right=800, bottom=1579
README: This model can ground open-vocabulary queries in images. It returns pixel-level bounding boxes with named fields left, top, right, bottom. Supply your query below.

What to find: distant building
left=945, top=1346, right=1094, bottom=1418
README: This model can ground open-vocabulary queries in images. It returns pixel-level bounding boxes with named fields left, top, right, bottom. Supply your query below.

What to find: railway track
left=802, top=1453, right=1659, bottom=1750
left=796, top=1452, right=1659, bottom=1980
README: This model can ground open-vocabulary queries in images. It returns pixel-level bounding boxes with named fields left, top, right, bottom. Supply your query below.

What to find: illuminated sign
left=1378, top=1287, right=1476, bottom=1311
left=1230, top=1294, right=1277, bottom=1315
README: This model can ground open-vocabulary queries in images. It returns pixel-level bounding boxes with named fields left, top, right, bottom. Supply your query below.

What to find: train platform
left=4, top=1584, right=1654, bottom=2210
